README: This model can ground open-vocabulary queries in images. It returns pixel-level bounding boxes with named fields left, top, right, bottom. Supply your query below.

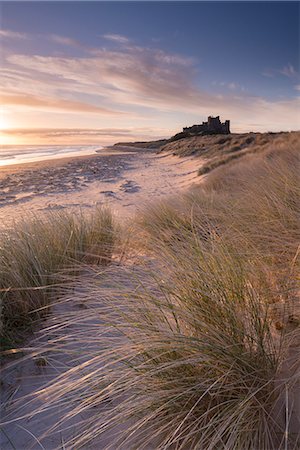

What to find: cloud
left=3, top=128, right=132, bottom=137
left=0, top=29, right=28, bottom=39
left=295, top=85, right=300, bottom=91
left=228, top=82, right=237, bottom=90
left=1, top=93, right=126, bottom=115
left=49, top=34, right=84, bottom=48
left=280, top=64, right=298, bottom=78
left=233, top=97, right=300, bottom=132
left=5, top=49, right=200, bottom=113
left=263, top=64, right=299, bottom=79
left=2, top=39, right=299, bottom=132
left=2, top=127, right=169, bottom=144
left=212, top=81, right=245, bottom=91
left=102, top=33, right=130, bottom=44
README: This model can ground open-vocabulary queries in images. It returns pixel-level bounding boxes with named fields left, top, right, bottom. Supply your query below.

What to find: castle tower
left=224, top=120, right=230, bottom=134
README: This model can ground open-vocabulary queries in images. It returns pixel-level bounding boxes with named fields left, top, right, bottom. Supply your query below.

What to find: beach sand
left=0, top=147, right=204, bottom=449
left=0, top=147, right=202, bottom=227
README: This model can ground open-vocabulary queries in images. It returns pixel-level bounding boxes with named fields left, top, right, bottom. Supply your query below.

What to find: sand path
left=0, top=262, right=156, bottom=449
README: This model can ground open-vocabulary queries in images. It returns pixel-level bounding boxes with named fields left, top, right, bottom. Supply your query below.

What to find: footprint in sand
left=0, top=194, right=16, bottom=204
left=43, top=203, right=66, bottom=210
left=102, top=178, right=117, bottom=183
left=100, top=190, right=118, bottom=198
left=119, top=180, right=140, bottom=193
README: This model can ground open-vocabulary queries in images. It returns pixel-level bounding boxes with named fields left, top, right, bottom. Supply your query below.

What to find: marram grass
left=0, top=207, right=116, bottom=345
left=21, top=230, right=299, bottom=449
left=2, top=141, right=299, bottom=449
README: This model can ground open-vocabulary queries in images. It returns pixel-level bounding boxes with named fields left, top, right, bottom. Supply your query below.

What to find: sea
left=0, top=144, right=104, bottom=167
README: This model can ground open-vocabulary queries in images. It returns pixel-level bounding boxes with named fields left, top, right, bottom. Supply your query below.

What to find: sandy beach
left=0, top=147, right=201, bottom=227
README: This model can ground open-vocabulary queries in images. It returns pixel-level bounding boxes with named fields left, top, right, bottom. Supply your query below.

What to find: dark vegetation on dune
left=115, top=132, right=300, bottom=175
left=160, top=132, right=300, bottom=174
left=113, top=138, right=168, bottom=149
left=114, top=131, right=299, bottom=177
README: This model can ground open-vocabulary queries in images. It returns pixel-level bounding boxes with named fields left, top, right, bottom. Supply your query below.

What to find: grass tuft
left=24, top=226, right=298, bottom=449
left=0, top=207, right=116, bottom=345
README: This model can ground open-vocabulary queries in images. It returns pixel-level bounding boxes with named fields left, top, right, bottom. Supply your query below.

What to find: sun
left=0, top=111, right=18, bottom=145
left=0, top=119, right=6, bottom=131
left=0, top=106, right=16, bottom=130
left=0, top=113, right=10, bottom=131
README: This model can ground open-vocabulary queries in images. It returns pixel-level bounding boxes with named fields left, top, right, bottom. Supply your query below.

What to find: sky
left=0, top=1, right=299, bottom=145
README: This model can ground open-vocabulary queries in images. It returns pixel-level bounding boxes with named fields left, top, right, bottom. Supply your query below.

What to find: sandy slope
left=1, top=263, right=152, bottom=449
left=0, top=148, right=203, bottom=449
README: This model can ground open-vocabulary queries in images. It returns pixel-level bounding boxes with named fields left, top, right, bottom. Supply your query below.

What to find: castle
left=183, top=116, right=230, bottom=135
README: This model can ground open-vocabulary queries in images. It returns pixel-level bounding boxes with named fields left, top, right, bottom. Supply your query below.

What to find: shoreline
left=0, top=146, right=143, bottom=179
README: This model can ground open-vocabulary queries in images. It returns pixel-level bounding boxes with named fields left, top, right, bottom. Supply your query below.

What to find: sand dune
left=0, top=147, right=203, bottom=449
left=1, top=136, right=299, bottom=449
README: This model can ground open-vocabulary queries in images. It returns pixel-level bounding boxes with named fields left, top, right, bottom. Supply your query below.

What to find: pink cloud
left=2, top=127, right=169, bottom=145
left=280, top=64, right=297, bottom=78
left=263, top=64, right=299, bottom=79
left=1, top=93, right=126, bottom=115
left=2, top=40, right=299, bottom=132
left=49, top=34, right=84, bottom=49
left=102, top=33, right=130, bottom=44
left=0, top=29, right=28, bottom=39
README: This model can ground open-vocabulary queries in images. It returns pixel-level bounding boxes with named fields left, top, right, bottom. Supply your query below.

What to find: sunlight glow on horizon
left=0, top=132, right=21, bottom=146
left=0, top=111, right=11, bottom=131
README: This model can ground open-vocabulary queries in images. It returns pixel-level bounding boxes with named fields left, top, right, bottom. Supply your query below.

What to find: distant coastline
left=0, top=144, right=104, bottom=168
